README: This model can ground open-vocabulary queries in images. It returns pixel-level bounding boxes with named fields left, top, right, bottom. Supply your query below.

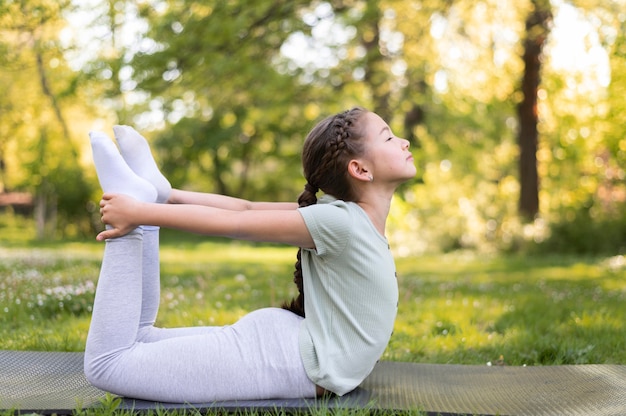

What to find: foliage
left=0, top=0, right=624, bottom=254
left=528, top=2, right=626, bottom=255
left=0, top=0, right=97, bottom=238
left=100, top=0, right=324, bottom=200
left=532, top=202, right=626, bottom=255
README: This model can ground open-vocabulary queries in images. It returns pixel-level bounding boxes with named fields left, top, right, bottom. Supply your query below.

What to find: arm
left=168, top=189, right=298, bottom=211
left=97, top=193, right=314, bottom=248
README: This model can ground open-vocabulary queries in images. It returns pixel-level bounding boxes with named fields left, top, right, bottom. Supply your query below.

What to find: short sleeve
left=297, top=200, right=351, bottom=257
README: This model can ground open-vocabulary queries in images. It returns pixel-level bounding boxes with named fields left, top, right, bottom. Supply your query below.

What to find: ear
left=347, top=159, right=371, bottom=182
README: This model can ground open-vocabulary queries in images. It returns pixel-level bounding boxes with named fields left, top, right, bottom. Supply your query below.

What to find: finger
left=96, top=228, right=118, bottom=241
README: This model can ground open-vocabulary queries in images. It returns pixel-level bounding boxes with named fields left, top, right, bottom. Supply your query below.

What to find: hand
left=96, top=193, right=142, bottom=241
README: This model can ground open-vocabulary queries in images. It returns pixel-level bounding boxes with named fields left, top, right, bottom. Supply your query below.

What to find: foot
left=89, top=131, right=157, bottom=203
left=113, top=125, right=172, bottom=203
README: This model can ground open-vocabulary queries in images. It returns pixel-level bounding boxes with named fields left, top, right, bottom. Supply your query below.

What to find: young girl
left=84, top=107, right=416, bottom=403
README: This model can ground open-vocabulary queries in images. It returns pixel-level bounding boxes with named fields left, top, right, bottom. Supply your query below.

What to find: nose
left=401, top=138, right=410, bottom=150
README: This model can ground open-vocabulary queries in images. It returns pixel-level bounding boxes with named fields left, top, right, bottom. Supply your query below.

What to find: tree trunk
left=360, top=0, right=391, bottom=123
left=517, top=0, right=551, bottom=220
left=35, top=187, right=47, bottom=240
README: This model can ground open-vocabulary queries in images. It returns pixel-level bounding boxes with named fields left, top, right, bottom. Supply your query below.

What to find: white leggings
left=84, top=227, right=316, bottom=402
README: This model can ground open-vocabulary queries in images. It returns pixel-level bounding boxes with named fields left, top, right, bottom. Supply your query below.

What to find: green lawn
left=2, top=224, right=624, bottom=366
left=1, top=218, right=625, bottom=416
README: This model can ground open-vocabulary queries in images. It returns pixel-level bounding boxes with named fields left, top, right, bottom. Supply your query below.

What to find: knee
left=83, top=353, right=102, bottom=388
left=83, top=352, right=114, bottom=392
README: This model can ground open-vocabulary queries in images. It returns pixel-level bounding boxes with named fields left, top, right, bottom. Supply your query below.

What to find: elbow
left=166, top=189, right=181, bottom=204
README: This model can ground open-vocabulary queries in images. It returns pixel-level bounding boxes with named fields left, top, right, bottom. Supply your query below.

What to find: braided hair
left=282, top=107, right=369, bottom=317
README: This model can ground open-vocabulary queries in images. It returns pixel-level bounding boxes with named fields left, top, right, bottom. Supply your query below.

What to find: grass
left=390, top=253, right=626, bottom=365
left=1, top=215, right=625, bottom=414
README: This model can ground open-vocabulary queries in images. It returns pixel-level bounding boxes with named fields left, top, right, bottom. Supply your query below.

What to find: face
left=358, top=112, right=417, bottom=185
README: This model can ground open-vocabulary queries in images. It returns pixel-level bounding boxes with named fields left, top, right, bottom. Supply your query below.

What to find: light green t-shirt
left=297, top=195, right=398, bottom=396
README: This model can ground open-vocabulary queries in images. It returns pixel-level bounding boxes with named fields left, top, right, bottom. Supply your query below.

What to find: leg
left=84, top=228, right=144, bottom=378
left=85, top=131, right=213, bottom=392
left=85, top=130, right=157, bottom=379
left=112, top=126, right=167, bottom=327
left=135, top=224, right=221, bottom=342
left=86, top=223, right=313, bottom=401
left=88, top=305, right=317, bottom=402
left=89, top=130, right=214, bottom=342
left=85, top=132, right=316, bottom=401
left=104, top=126, right=167, bottom=330
left=136, top=225, right=161, bottom=332
left=88, top=130, right=160, bottom=332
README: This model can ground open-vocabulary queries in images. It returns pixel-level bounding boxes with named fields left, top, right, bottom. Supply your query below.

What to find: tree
left=517, top=0, right=551, bottom=220
left=99, top=0, right=323, bottom=200
left=601, top=7, right=626, bottom=214
left=0, top=0, right=614, bottom=252
left=358, top=0, right=391, bottom=122
left=0, top=0, right=94, bottom=238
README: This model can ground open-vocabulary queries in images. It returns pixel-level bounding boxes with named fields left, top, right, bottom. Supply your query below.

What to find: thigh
left=137, top=325, right=222, bottom=342
left=93, top=308, right=316, bottom=402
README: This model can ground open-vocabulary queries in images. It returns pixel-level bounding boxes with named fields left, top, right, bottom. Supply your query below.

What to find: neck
left=356, top=188, right=394, bottom=236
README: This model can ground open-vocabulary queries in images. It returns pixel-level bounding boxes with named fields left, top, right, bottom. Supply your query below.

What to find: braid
left=316, top=109, right=364, bottom=201
left=281, top=183, right=318, bottom=317
left=282, top=107, right=368, bottom=318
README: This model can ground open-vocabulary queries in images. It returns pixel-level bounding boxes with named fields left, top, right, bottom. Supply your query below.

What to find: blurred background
left=0, top=0, right=624, bottom=256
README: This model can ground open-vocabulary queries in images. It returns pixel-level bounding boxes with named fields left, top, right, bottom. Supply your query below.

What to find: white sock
left=113, top=125, right=172, bottom=203
left=89, top=131, right=157, bottom=203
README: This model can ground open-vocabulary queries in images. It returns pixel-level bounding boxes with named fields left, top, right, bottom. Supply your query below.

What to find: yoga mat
left=1, top=350, right=625, bottom=415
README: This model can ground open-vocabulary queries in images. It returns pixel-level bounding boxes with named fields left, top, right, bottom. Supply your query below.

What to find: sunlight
left=546, top=0, right=611, bottom=91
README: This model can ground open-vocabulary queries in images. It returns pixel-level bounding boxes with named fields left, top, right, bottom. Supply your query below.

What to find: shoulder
left=297, top=196, right=355, bottom=225
left=298, top=195, right=353, bottom=213
left=297, top=197, right=356, bottom=255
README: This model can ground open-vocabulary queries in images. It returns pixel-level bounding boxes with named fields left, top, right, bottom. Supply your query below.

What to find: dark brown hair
left=282, top=107, right=369, bottom=317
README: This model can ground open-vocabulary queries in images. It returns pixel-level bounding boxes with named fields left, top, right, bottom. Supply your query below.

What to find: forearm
left=97, top=193, right=312, bottom=246
left=139, top=203, right=241, bottom=238
left=167, top=189, right=297, bottom=211
left=133, top=202, right=313, bottom=247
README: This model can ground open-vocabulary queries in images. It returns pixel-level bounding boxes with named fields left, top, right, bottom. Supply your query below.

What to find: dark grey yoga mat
left=1, top=350, right=625, bottom=415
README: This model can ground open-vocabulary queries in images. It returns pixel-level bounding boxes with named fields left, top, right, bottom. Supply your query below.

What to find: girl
left=84, top=107, right=416, bottom=402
